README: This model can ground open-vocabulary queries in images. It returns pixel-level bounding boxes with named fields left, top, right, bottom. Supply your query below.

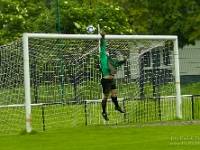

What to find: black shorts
left=101, top=78, right=116, bottom=94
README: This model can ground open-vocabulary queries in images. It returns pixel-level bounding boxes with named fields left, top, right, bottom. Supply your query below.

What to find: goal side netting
left=0, top=33, right=181, bottom=135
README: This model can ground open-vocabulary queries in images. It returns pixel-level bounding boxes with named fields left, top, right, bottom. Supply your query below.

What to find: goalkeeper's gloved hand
left=100, top=29, right=105, bottom=37
left=124, top=56, right=128, bottom=62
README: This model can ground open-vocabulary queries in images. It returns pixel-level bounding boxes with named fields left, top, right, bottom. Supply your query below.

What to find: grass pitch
left=0, top=122, right=200, bottom=150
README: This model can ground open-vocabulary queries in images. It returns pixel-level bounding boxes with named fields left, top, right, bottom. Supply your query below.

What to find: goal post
left=23, top=33, right=32, bottom=133
left=174, top=38, right=182, bottom=119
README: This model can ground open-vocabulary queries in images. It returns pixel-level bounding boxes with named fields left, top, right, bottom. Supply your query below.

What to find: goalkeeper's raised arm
left=99, top=30, right=126, bottom=121
left=100, top=30, right=126, bottom=77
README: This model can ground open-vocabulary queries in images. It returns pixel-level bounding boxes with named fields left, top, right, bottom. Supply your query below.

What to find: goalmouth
left=22, top=33, right=182, bottom=133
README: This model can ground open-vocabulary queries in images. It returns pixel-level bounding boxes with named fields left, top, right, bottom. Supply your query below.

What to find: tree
left=0, top=0, right=47, bottom=45
left=33, top=0, right=134, bottom=34
left=146, top=0, right=200, bottom=47
left=1, top=0, right=200, bottom=48
left=0, top=1, right=25, bottom=45
left=116, top=0, right=200, bottom=48
left=0, top=0, right=134, bottom=46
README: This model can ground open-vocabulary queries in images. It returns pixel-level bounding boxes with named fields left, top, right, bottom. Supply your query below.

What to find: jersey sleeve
left=113, top=60, right=126, bottom=67
left=100, top=37, right=107, bottom=64
left=100, top=37, right=106, bottom=56
left=100, top=36, right=110, bottom=76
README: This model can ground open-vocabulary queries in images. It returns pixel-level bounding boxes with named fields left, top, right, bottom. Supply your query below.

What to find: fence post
left=84, top=101, right=88, bottom=125
left=191, top=95, right=195, bottom=120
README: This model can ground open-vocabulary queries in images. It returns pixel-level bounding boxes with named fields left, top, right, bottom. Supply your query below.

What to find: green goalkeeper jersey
left=100, top=37, right=125, bottom=77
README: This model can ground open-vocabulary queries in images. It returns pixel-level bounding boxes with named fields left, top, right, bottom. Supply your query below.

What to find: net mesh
left=0, top=35, right=178, bottom=135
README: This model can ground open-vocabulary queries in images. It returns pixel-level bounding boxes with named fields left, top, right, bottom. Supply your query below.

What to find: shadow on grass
left=19, top=130, right=38, bottom=135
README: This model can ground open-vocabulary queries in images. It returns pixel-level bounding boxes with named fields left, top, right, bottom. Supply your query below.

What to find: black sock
left=102, top=100, right=107, bottom=114
left=111, top=96, right=119, bottom=108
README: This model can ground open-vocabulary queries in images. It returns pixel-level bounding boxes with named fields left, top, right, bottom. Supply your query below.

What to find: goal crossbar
left=24, top=33, right=177, bottom=40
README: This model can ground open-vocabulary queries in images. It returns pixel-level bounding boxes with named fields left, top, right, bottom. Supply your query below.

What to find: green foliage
left=0, top=1, right=25, bottom=44
left=0, top=0, right=46, bottom=44
left=108, top=0, right=200, bottom=48
left=1, top=0, right=200, bottom=47
left=0, top=0, right=134, bottom=45
left=96, top=2, right=134, bottom=34
left=47, top=0, right=133, bottom=34
left=93, top=0, right=200, bottom=47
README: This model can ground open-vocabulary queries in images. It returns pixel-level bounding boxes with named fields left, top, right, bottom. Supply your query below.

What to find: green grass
left=0, top=81, right=199, bottom=104
left=181, top=82, right=200, bottom=95
left=0, top=123, right=200, bottom=150
left=0, top=81, right=177, bottom=104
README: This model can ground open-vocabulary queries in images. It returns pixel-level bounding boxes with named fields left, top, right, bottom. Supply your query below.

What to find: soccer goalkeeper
left=100, top=30, right=127, bottom=121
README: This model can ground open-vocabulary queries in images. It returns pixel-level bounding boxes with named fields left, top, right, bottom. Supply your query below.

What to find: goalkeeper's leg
left=101, top=78, right=110, bottom=121
left=111, top=89, right=125, bottom=113
left=102, top=95, right=109, bottom=121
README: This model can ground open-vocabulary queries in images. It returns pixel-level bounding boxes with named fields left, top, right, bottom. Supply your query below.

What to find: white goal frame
left=23, top=33, right=182, bottom=133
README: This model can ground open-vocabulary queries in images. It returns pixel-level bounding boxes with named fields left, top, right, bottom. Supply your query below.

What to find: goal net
left=0, top=33, right=181, bottom=135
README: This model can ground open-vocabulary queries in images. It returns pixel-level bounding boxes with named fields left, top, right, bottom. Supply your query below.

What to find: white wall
left=179, top=41, right=200, bottom=75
